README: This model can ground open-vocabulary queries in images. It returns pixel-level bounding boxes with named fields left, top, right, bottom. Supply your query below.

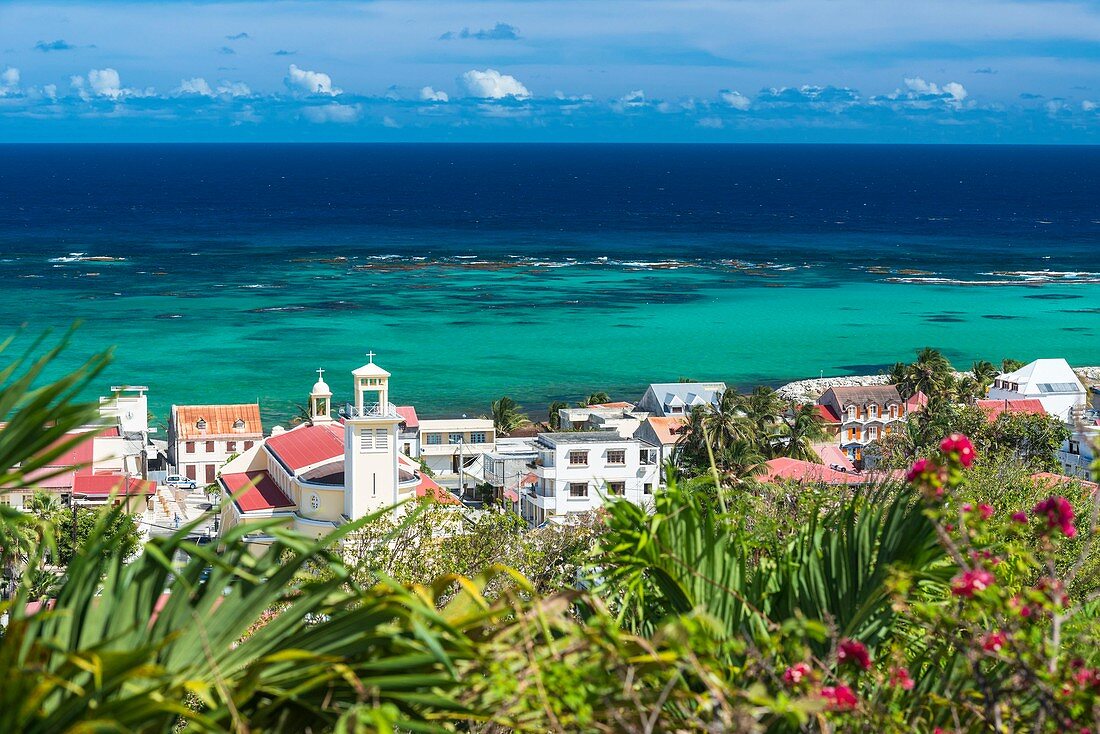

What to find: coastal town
left=5, top=351, right=1097, bottom=552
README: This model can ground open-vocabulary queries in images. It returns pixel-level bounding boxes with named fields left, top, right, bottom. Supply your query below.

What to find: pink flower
left=837, top=639, right=871, bottom=670
left=951, top=568, right=995, bottom=597
left=890, top=667, right=915, bottom=690
left=820, top=684, right=858, bottom=711
left=978, top=503, right=993, bottom=520
left=907, top=457, right=933, bottom=483
left=1011, top=511, right=1028, bottom=524
left=982, top=631, right=1007, bottom=652
left=783, top=662, right=813, bottom=686
left=1033, top=496, right=1077, bottom=538
left=940, top=433, right=975, bottom=467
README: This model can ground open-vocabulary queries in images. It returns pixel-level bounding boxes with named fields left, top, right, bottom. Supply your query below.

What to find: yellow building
left=217, top=357, right=454, bottom=547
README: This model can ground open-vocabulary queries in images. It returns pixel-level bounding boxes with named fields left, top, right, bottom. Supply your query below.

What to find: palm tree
left=960, top=359, right=1000, bottom=402
left=491, top=396, right=528, bottom=435
left=704, top=388, right=751, bottom=450
left=546, top=400, right=568, bottom=430
left=741, top=386, right=785, bottom=437
left=780, top=403, right=828, bottom=462
left=578, top=391, right=611, bottom=407
left=716, top=439, right=767, bottom=484
left=896, top=347, right=956, bottom=401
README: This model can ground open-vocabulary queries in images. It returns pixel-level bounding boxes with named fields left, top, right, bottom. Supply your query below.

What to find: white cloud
left=42, top=84, right=57, bottom=100
left=420, top=86, right=449, bottom=102
left=1083, top=100, right=1097, bottom=112
left=0, top=67, right=19, bottom=96
left=216, top=81, right=252, bottom=97
left=459, top=69, right=530, bottom=99
left=720, top=89, right=751, bottom=110
left=302, top=103, right=360, bottom=123
left=88, top=68, right=123, bottom=99
left=382, top=115, right=400, bottom=128
left=612, top=89, right=646, bottom=112
left=285, top=64, right=341, bottom=96
left=175, top=77, right=214, bottom=96
left=902, top=77, right=967, bottom=104
left=697, top=116, right=724, bottom=129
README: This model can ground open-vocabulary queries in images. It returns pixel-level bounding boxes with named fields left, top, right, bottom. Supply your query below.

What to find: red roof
left=976, top=399, right=1047, bottom=423
left=220, top=470, right=295, bottom=512
left=21, top=430, right=98, bottom=488
left=265, top=424, right=344, bottom=472
left=396, top=405, right=419, bottom=429
left=1031, top=472, right=1098, bottom=492
left=813, top=404, right=841, bottom=423
left=504, top=489, right=519, bottom=502
left=414, top=472, right=460, bottom=505
left=758, top=458, right=900, bottom=486
left=589, top=402, right=634, bottom=409
left=906, top=392, right=929, bottom=412
left=73, top=474, right=156, bottom=497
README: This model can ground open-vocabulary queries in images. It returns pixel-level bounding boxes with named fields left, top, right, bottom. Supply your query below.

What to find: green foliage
left=546, top=400, right=568, bottom=430
left=55, top=504, right=141, bottom=564
left=490, top=395, right=528, bottom=435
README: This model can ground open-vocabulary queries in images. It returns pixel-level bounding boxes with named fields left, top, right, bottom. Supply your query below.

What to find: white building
left=634, top=416, right=687, bottom=472
left=1057, top=410, right=1100, bottom=481
left=987, top=359, right=1086, bottom=422
left=636, top=382, right=726, bottom=417
left=418, top=417, right=496, bottom=478
left=482, top=436, right=540, bottom=508
left=520, top=431, right=659, bottom=527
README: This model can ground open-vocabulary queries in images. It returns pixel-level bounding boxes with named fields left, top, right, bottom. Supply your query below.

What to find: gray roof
left=537, top=431, right=636, bottom=445
left=640, top=382, right=726, bottom=410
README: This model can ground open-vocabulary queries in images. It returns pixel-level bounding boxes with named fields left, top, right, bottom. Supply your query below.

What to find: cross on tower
left=316, top=368, right=325, bottom=381
left=366, top=350, right=376, bottom=364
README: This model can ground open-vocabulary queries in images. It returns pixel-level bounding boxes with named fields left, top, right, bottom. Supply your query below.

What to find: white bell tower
left=343, top=351, right=401, bottom=518
left=310, top=368, right=333, bottom=424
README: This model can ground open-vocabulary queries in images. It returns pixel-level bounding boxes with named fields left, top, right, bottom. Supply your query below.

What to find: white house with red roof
left=634, top=416, right=687, bottom=470
left=987, top=359, right=1086, bottom=422
left=216, top=356, right=455, bottom=546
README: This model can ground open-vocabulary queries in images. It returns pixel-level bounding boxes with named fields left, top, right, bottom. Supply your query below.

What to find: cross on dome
left=316, top=368, right=325, bottom=380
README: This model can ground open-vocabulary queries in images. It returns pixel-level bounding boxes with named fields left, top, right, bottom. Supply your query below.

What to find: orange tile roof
left=1031, top=472, right=1098, bottom=492
left=174, top=404, right=262, bottom=440
left=646, top=416, right=687, bottom=445
left=589, top=402, right=634, bottom=409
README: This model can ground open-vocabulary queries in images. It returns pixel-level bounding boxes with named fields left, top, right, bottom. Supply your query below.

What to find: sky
left=1, top=0, right=1099, bottom=143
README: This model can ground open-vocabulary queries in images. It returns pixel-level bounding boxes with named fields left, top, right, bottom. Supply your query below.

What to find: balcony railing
left=343, top=401, right=402, bottom=419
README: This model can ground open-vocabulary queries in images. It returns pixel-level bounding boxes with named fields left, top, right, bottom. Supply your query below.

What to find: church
left=217, top=354, right=455, bottom=547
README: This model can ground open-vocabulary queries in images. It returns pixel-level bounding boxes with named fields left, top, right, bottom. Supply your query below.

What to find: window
left=448, top=433, right=463, bottom=445
left=374, top=428, right=389, bottom=450
left=868, top=405, right=878, bottom=418
left=608, top=482, right=626, bottom=496
left=226, top=441, right=237, bottom=452
left=889, top=405, right=898, bottom=418
left=360, top=427, right=374, bottom=453
left=309, top=493, right=321, bottom=511
left=470, top=432, right=487, bottom=444
left=640, top=448, right=657, bottom=465
left=607, top=449, right=626, bottom=465
left=185, top=464, right=196, bottom=480
left=185, top=442, right=195, bottom=454
left=426, top=433, right=442, bottom=445
left=233, top=418, right=245, bottom=429
left=196, top=418, right=207, bottom=430
left=644, top=483, right=653, bottom=495
left=847, top=406, right=856, bottom=420
left=568, top=450, right=588, bottom=466
left=314, top=398, right=327, bottom=416
left=243, top=441, right=254, bottom=450
left=1069, top=440, right=1081, bottom=456
left=205, top=464, right=216, bottom=483
left=205, top=441, right=215, bottom=453
left=568, top=482, right=588, bottom=497
left=867, top=426, right=878, bottom=440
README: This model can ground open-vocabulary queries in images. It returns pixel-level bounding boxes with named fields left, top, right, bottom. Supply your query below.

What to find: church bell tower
left=343, top=352, right=401, bottom=518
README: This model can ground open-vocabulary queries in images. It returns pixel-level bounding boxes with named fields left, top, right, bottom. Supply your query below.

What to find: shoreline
left=776, top=366, right=1100, bottom=404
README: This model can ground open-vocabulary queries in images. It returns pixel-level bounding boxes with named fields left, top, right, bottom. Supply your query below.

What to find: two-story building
left=634, top=416, right=686, bottom=471
left=217, top=357, right=455, bottom=548
left=417, top=417, right=496, bottom=478
left=169, top=403, right=263, bottom=485
left=817, top=385, right=911, bottom=466
left=520, top=431, right=659, bottom=527
left=987, top=358, right=1086, bottom=422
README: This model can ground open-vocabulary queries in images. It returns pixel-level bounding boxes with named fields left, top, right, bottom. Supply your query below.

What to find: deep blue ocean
left=1, top=144, right=1098, bottom=423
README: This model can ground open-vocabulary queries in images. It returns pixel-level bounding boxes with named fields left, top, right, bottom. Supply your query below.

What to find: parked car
left=164, top=474, right=197, bottom=490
